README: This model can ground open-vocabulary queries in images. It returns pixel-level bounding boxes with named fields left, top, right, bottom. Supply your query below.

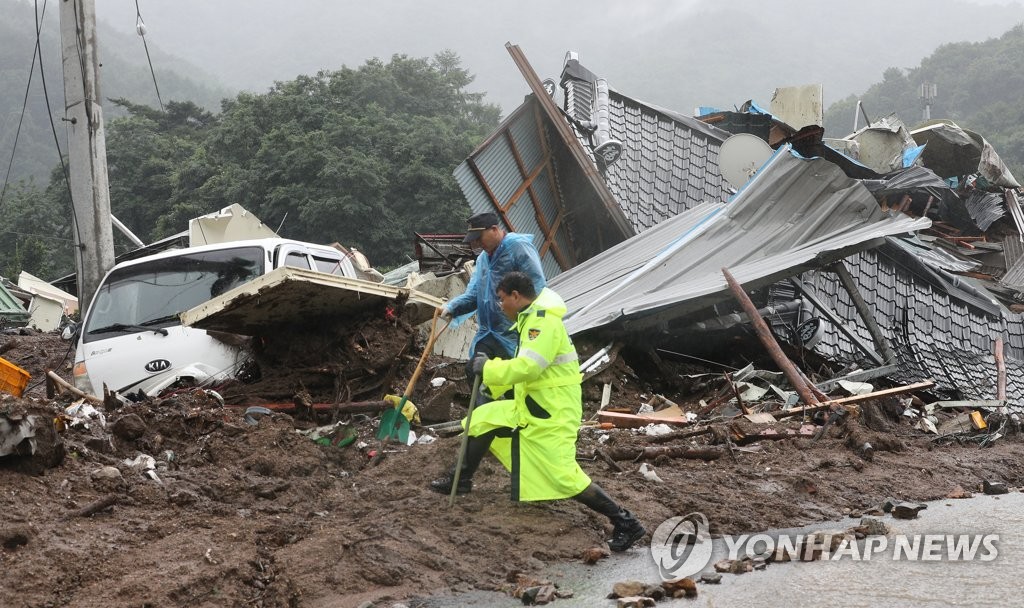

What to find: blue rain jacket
left=446, top=232, right=546, bottom=357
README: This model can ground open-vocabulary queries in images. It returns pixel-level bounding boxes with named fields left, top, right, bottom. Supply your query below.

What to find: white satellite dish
left=719, top=133, right=774, bottom=189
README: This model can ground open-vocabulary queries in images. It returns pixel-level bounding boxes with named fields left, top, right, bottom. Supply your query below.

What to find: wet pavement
left=424, top=492, right=1024, bottom=607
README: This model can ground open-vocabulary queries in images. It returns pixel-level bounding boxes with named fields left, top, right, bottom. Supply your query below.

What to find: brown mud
left=2, top=329, right=1022, bottom=608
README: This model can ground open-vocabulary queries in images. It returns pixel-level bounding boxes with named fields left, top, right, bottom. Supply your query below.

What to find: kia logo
left=144, top=359, right=172, bottom=373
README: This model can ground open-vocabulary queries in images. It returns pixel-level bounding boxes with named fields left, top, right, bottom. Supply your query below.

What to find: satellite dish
left=719, top=133, right=774, bottom=189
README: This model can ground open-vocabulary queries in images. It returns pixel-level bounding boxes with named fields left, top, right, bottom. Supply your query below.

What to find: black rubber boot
left=573, top=483, right=647, bottom=552
left=429, top=434, right=493, bottom=495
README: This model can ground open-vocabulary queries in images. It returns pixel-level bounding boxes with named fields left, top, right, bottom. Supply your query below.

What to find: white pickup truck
left=72, top=238, right=357, bottom=397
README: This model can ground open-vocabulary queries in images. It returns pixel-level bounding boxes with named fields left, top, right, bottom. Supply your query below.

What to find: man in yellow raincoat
left=430, top=272, right=646, bottom=552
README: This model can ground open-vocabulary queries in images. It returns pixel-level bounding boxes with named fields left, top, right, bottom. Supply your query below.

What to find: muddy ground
left=2, top=328, right=1023, bottom=608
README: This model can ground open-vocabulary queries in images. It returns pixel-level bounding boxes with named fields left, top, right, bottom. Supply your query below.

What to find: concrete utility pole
left=59, top=0, right=115, bottom=312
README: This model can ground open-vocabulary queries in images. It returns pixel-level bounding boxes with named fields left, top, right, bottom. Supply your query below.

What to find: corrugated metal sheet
left=1000, top=255, right=1024, bottom=289
left=965, top=190, right=1005, bottom=232
left=862, top=165, right=949, bottom=195
left=889, top=237, right=981, bottom=274
left=452, top=100, right=566, bottom=278
left=1004, top=234, right=1024, bottom=268
left=549, top=146, right=931, bottom=335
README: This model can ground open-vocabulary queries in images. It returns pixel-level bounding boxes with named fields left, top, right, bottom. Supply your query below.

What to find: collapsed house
left=453, top=44, right=1024, bottom=412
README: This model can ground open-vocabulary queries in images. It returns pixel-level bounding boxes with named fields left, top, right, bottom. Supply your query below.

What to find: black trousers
left=466, top=333, right=513, bottom=403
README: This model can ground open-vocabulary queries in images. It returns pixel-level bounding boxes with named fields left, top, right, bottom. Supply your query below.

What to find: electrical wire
left=135, top=0, right=164, bottom=110
left=0, top=0, right=47, bottom=215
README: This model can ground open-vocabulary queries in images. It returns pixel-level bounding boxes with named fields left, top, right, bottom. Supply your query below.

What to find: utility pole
left=59, top=0, right=115, bottom=312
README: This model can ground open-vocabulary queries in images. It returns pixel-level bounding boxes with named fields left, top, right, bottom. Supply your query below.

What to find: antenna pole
left=59, top=0, right=115, bottom=311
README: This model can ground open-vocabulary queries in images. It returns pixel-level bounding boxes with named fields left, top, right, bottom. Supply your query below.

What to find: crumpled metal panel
left=889, top=237, right=981, bottom=274
left=549, top=145, right=931, bottom=335
left=965, top=190, right=1005, bottom=232
left=861, top=165, right=949, bottom=196
left=911, top=120, right=1021, bottom=188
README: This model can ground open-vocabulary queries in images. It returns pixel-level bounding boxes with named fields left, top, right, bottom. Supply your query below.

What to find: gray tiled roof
left=806, top=241, right=1024, bottom=408
left=560, top=60, right=733, bottom=233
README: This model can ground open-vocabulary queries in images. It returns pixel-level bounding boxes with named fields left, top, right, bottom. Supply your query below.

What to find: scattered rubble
left=4, top=41, right=1024, bottom=608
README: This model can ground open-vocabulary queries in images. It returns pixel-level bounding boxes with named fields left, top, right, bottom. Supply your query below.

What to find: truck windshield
left=83, top=246, right=265, bottom=342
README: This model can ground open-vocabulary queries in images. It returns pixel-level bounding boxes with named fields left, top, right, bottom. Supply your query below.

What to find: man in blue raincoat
left=442, top=212, right=546, bottom=399
left=431, top=272, right=647, bottom=552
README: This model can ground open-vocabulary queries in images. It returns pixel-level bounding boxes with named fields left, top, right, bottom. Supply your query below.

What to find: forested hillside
left=0, top=52, right=500, bottom=280
left=824, top=24, right=1024, bottom=179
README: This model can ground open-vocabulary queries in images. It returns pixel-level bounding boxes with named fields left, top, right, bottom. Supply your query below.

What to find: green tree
left=162, top=52, right=500, bottom=265
left=824, top=25, right=1024, bottom=181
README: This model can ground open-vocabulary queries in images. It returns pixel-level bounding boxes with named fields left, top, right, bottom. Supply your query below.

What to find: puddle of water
left=421, top=492, right=1024, bottom=607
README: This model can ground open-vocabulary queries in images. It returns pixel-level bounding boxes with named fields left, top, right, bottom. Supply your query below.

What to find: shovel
left=376, top=307, right=446, bottom=442
left=450, top=374, right=483, bottom=507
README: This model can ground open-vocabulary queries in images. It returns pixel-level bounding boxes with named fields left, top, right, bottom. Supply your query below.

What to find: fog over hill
left=95, top=0, right=1024, bottom=115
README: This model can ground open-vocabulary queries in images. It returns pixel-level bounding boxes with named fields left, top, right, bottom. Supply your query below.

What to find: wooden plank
left=774, top=380, right=936, bottom=419
left=597, top=410, right=692, bottom=429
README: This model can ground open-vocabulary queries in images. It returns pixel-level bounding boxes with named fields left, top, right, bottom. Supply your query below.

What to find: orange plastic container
left=0, top=356, right=30, bottom=397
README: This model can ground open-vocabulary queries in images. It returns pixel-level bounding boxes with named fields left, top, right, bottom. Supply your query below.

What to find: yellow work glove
left=383, top=394, right=421, bottom=425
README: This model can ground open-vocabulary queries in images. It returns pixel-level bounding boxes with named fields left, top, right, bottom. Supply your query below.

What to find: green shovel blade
left=376, top=406, right=411, bottom=443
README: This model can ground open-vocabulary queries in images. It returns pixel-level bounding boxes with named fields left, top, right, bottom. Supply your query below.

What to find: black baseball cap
left=463, top=212, right=500, bottom=243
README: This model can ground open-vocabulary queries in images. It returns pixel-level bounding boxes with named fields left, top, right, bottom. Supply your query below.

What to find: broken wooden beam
left=234, top=400, right=390, bottom=415
left=774, top=380, right=936, bottom=419
left=723, top=268, right=819, bottom=407
left=995, top=338, right=1007, bottom=402
left=830, top=261, right=897, bottom=364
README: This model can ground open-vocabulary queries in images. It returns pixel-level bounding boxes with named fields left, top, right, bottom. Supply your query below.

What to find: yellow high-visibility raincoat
left=467, top=287, right=591, bottom=501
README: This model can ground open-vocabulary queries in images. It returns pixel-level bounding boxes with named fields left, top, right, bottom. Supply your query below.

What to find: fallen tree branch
left=71, top=495, right=117, bottom=518
left=46, top=370, right=102, bottom=405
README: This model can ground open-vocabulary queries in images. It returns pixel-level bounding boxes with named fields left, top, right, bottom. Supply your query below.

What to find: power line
left=0, top=0, right=48, bottom=214
left=135, top=0, right=164, bottom=110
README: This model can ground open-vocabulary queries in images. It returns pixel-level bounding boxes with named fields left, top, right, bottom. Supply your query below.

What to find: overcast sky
left=93, top=0, right=1024, bottom=115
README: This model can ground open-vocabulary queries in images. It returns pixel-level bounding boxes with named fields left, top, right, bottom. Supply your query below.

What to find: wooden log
left=644, top=427, right=715, bottom=444
left=72, top=495, right=117, bottom=518
left=722, top=268, right=819, bottom=407
left=595, top=448, right=624, bottom=472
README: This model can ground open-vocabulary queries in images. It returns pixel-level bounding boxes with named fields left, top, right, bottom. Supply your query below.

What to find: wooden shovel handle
left=398, top=307, right=447, bottom=402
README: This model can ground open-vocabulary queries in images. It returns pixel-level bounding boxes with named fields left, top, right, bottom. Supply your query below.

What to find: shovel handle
left=450, top=374, right=483, bottom=507
left=400, top=308, right=446, bottom=400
